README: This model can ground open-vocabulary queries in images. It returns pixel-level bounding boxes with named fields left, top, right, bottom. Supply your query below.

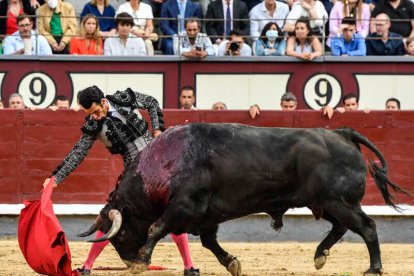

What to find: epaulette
left=81, top=116, right=103, bottom=136
left=106, top=88, right=136, bottom=107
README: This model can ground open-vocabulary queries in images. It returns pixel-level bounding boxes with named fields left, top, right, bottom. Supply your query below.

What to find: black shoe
left=76, top=267, right=91, bottom=275
left=184, top=267, right=200, bottom=276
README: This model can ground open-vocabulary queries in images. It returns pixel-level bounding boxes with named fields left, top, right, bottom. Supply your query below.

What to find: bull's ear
left=121, top=206, right=131, bottom=222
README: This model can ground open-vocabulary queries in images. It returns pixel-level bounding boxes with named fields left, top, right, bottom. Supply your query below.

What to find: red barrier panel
left=0, top=109, right=412, bottom=205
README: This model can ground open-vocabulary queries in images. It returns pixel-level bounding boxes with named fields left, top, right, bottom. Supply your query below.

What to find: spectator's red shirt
left=6, top=8, right=23, bottom=35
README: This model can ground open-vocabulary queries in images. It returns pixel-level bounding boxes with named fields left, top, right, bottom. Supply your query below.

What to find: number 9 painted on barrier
left=303, top=74, right=342, bottom=110
left=18, top=73, right=56, bottom=108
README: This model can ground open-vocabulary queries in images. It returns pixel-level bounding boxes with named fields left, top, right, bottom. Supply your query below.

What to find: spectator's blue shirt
left=331, top=33, right=366, bottom=56
left=255, top=38, right=286, bottom=56
left=80, top=2, right=116, bottom=32
left=365, top=32, right=405, bottom=56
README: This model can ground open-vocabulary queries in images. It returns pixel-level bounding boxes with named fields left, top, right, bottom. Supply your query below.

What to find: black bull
left=79, top=123, right=408, bottom=276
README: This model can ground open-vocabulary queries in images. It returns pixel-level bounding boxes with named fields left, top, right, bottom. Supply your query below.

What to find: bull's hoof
left=363, top=267, right=383, bottom=276
left=128, top=263, right=148, bottom=274
left=226, top=257, right=241, bottom=276
left=314, top=249, right=329, bottom=270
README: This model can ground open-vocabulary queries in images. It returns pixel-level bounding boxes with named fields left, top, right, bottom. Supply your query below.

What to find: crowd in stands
left=1, top=0, right=414, bottom=56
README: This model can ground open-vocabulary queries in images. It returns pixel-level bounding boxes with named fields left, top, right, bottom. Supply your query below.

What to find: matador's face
left=81, top=99, right=109, bottom=121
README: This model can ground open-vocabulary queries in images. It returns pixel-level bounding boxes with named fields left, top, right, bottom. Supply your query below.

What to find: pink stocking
left=170, top=233, right=194, bottom=269
left=83, top=230, right=110, bottom=269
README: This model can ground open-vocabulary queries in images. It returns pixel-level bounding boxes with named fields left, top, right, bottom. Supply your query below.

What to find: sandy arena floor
left=1, top=238, right=413, bottom=276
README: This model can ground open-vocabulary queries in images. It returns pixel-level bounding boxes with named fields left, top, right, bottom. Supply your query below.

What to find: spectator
left=0, top=99, right=4, bottom=109
left=104, top=12, right=147, bottom=55
left=405, top=38, right=414, bottom=55
left=0, top=0, right=37, bottom=38
left=8, top=93, right=25, bottom=109
left=331, top=17, right=366, bottom=56
left=283, top=0, right=328, bottom=37
left=370, top=0, right=414, bottom=38
left=142, top=0, right=166, bottom=18
left=70, top=14, right=103, bottom=55
left=116, top=0, right=158, bottom=56
left=249, top=0, right=289, bottom=41
left=3, top=13, right=52, bottom=55
left=249, top=92, right=298, bottom=118
left=80, top=0, right=116, bottom=39
left=49, top=95, right=70, bottom=110
left=336, top=93, right=359, bottom=112
left=218, top=29, right=252, bottom=56
left=174, top=18, right=215, bottom=58
left=212, top=101, right=227, bottom=110
left=255, top=22, right=286, bottom=56
left=160, top=0, right=202, bottom=55
left=205, top=0, right=249, bottom=46
left=327, top=0, right=370, bottom=47
left=385, top=97, right=400, bottom=110
left=286, top=17, right=323, bottom=60
left=366, top=13, right=405, bottom=55
left=240, top=0, right=262, bottom=12
left=37, top=0, right=78, bottom=54
left=179, top=85, right=197, bottom=109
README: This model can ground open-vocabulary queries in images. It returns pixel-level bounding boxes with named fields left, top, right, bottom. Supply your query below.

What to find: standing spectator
left=205, top=0, right=249, bottom=46
left=366, top=13, right=405, bottom=55
left=174, top=18, right=215, bottom=57
left=255, top=22, right=286, bottom=56
left=37, top=0, right=78, bottom=54
left=405, top=38, right=414, bottom=55
left=286, top=17, right=323, bottom=60
left=249, top=92, right=298, bottom=119
left=104, top=12, right=147, bottom=55
left=70, top=14, right=103, bottom=55
left=331, top=17, right=366, bottom=56
left=3, top=13, right=52, bottom=55
left=116, top=0, right=158, bottom=55
left=217, top=29, right=252, bottom=56
left=179, top=85, right=197, bottom=109
left=212, top=101, right=227, bottom=110
left=249, top=0, right=289, bottom=41
left=80, top=0, right=117, bottom=39
left=370, top=0, right=414, bottom=38
left=8, top=93, right=25, bottom=109
left=385, top=97, right=400, bottom=110
left=160, top=0, right=202, bottom=55
left=337, top=93, right=359, bottom=112
left=327, top=0, right=370, bottom=47
left=49, top=95, right=71, bottom=110
left=284, top=0, right=328, bottom=37
left=0, top=0, right=37, bottom=38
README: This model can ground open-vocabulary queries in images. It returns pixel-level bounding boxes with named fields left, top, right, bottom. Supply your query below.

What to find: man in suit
left=160, top=0, right=202, bottom=55
left=205, top=0, right=250, bottom=46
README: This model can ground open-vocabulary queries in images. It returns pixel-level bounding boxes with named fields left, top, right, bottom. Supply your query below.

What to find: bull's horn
left=87, top=209, right=122, bottom=243
left=77, top=214, right=102, bottom=237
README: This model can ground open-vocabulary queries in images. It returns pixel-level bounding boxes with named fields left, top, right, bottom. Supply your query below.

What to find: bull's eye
left=118, top=230, right=126, bottom=242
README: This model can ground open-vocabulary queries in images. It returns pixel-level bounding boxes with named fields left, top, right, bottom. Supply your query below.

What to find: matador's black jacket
left=52, top=88, right=165, bottom=184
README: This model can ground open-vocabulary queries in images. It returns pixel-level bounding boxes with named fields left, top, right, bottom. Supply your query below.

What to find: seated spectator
left=366, top=13, right=405, bottom=55
left=0, top=0, right=37, bottom=37
left=173, top=18, right=215, bottom=58
left=286, top=17, right=323, bottom=60
left=8, top=93, right=25, bottom=109
left=249, top=92, right=298, bottom=119
left=80, top=0, right=116, bottom=39
left=37, top=0, right=78, bottom=54
left=3, top=13, right=52, bottom=55
left=370, top=0, right=414, bottom=38
left=283, top=0, right=328, bottom=37
left=160, top=0, right=202, bottom=55
left=327, top=0, right=370, bottom=47
left=255, top=22, right=286, bottom=56
left=179, top=85, right=197, bottom=110
left=218, top=29, right=252, bottom=56
left=249, top=0, right=289, bottom=41
left=70, top=14, right=103, bottom=55
left=331, top=17, right=366, bottom=56
left=116, top=0, right=158, bottom=56
left=0, top=99, right=4, bottom=109
left=49, top=95, right=70, bottom=110
left=385, top=97, right=400, bottom=110
left=205, top=0, right=249, bottom=46
left=405, top=38, right=414, bottom=55
left=212, top=101, right=227, bottom=110
left=104, top=12, right=147, bottom=55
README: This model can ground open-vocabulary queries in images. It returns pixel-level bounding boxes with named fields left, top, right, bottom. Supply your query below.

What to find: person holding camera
left=173, top=18, right=215, bottom=58
left=217, top=29, right=252, bottom=56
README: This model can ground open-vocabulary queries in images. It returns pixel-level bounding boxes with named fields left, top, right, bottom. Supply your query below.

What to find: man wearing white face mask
left=37, top=0, right=78, bottom=54
left=255, top=22, right=286, bottom=56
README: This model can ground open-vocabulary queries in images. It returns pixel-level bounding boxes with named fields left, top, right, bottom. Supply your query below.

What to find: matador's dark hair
left=77, top=86, right=105, bottom=109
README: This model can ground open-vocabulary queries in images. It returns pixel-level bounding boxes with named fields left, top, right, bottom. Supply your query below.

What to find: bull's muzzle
left=87, top=209, right=123, bottom=242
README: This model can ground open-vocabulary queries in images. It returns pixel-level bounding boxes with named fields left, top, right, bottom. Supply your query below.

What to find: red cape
left=18, top=178, right=73, bottom=276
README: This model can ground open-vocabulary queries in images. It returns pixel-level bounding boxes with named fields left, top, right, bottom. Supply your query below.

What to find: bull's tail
left=335, top=127, right=410, bottom=210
